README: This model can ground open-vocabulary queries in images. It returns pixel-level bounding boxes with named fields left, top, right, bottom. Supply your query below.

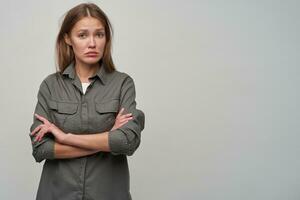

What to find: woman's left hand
left=31, top=113, right=67, bottom=143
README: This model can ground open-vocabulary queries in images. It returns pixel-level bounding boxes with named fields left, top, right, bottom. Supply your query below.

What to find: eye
left=78, top=33, right=87, bottom=39
left=96, top=32, right=105, bottom=38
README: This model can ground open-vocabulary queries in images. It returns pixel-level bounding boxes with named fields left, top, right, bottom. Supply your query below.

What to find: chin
left=83, top=58, right=101, bottom=65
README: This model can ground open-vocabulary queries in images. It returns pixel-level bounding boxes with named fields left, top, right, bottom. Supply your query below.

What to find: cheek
left=99, top=38, right=106, bottom=47
left=98, top=41, right=106, bottom=52
left=72, top=43, right=86, bottom=55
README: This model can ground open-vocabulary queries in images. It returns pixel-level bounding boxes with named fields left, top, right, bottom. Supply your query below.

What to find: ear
left=64, top=34, right=72, bottom=46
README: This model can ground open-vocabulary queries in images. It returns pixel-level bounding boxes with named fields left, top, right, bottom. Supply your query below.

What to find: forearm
left=54, top=141, right=100, bottom=159
left=61, top=131, right=110, bottom=152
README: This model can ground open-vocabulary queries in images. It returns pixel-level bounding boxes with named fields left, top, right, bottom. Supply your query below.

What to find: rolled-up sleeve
left=29, top=79, right=55, bottom=163
left=108, top=76, right=145, bottom=156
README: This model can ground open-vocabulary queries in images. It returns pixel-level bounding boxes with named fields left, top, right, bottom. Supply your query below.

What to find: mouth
left=85, top=52, right=99, bottom=57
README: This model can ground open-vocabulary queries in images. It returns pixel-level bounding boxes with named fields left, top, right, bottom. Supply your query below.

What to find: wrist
left=59, top=132, right=71, bottom=144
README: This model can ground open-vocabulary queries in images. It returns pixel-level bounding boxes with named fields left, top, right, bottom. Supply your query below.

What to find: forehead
left=72, top=17, right=104, bottom=31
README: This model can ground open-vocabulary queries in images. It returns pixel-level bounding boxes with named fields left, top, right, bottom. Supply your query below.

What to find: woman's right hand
left=110, top=108, right=133, bottom=131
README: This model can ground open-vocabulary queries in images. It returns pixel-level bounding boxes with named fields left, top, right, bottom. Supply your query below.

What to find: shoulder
left=40, top=72, right=62, bottom=86
left=109, top=70, right=137, bottom=94
left=110, top=70, right=135, bottom=84
left=37, top=72, right=61, bottom=92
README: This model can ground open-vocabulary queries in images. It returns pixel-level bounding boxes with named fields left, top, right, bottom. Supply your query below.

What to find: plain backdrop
left=0, top=0, right=299, bottom=199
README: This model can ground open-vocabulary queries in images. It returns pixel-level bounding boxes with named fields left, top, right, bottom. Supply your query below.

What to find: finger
left=116, top=111, right=131, bottom=121
left=34, top=134, right=40, bottom=142
left=36, top=114, right=49, bottom=124
left=119, top=120, right=129, bottom=127
left=122, top=113, right=132, bottom=117
left=35, top=131, right=46, bottom=142
left=38, top=133, right=45, bottom=142
left=119, top=118, right=128, bottom=123
left=35, top=128, right=46, bottom=142
left=121, top=115, right=133, bottom=120
left=35, top=113, right=49, bottom=124
left=119, top=113, right=132, bottom=120
left=121, top=118, right=132, bottom=124
left=34, top=131, right=42, bottom=142
left=117, top=108, right=124, bottom=117
left=31, top=125, right=42, bottom=136
left=119, top=116, right=133, bottom=123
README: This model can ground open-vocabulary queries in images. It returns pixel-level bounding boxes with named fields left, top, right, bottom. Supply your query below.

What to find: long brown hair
left=55, top=3, right=115, bottom=73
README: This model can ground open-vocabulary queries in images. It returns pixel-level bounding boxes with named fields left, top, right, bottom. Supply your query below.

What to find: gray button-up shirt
left=29, top=61, right=145, bottom=200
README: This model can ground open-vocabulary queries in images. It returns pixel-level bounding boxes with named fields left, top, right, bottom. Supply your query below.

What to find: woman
left=29, top=3, right=145, bottom=200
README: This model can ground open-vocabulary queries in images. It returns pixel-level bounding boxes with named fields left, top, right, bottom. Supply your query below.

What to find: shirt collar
left=62, top=61, right=107, bottom=85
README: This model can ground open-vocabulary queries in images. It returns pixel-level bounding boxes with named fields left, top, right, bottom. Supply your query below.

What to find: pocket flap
left=96, top=99, right=119, bottom=113
left=48, top=100, right=78, bottom=114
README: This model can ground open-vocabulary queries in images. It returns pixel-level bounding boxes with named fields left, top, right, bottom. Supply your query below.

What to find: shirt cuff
left=108, top=129, right=129, bottom=156
left=32, top=138, right=55, bottom=162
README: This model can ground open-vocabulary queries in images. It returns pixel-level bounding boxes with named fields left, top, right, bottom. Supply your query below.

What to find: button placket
left=81, top=95, right=88, bottom=131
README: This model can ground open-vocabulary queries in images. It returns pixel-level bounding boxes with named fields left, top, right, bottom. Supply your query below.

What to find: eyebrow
left=77, top=28, right=105, bottom=32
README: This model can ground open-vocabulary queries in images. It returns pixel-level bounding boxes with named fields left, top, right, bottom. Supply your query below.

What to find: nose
left=88, top=36, right=96, bottom=48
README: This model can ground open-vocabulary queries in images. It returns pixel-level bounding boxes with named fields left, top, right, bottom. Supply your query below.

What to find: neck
left=74, top=61, right=100, bottom=83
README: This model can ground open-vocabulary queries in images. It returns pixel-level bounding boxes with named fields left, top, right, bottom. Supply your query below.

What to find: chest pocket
left=94, top=99, right=120, bottom=131
left=48, top=99, right=79, bottom=129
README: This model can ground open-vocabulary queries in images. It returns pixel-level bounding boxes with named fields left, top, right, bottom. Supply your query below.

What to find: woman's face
left=64, top=16, right=106, bottom=66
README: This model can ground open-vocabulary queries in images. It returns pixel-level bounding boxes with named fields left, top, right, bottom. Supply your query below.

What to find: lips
left=85, top=52, right=98, bottom=55
left=85, top=52, right=98, bottom=57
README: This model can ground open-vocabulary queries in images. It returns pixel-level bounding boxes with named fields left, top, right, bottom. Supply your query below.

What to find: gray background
left=0, top=0, right=299, bottom=199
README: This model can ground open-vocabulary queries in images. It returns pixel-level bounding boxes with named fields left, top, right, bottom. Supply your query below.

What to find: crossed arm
left=53, top=141, right=102, bottom=159
left=53, top=131, right=109, bottom=159
left=31, top=109, right=132, bottom=160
